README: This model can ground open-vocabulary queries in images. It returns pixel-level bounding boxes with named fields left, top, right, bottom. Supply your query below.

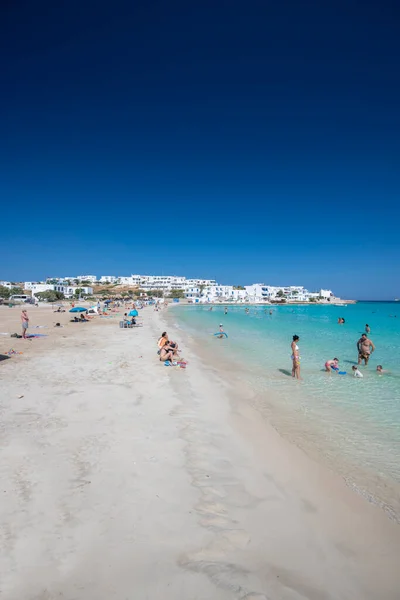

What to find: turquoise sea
left=169, top=302, right=400, bottom=520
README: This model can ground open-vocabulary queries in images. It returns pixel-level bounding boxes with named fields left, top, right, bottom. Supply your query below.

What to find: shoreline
left=0, top=305, right=399, bottom=598
left=166, top=304, right=400, bottom=522
left=179, top=299, right=357, bottom=306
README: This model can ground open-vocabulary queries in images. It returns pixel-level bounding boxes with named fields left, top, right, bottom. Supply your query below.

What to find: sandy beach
left=0, top=304, right=399, bottom=599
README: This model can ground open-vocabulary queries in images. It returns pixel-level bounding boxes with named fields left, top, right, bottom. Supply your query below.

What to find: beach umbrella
left=128, top=309, right=138, bottom=317
left=69, top=307, right=88, bottom=313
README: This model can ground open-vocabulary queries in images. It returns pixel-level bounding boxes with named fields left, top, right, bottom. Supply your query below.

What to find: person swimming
left=325, top=358, right=339, bottom=372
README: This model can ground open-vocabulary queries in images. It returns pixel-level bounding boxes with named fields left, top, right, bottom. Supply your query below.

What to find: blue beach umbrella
left=128, top=309, right=138, bottom=317
left=69, top=307, right=88, bottom=313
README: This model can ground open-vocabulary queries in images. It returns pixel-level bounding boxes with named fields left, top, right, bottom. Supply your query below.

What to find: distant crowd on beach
left=15, top=301, right=390, bottom=380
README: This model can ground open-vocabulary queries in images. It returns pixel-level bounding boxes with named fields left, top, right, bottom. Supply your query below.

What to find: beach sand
left=0, top=304, right=399, bottom=599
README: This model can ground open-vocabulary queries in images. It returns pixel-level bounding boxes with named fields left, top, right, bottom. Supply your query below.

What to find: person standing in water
left=357, top=333, right=375, bottom=366
left=224, top=307, right=228, bottom=315
left=365, top=324, right=370, bottom=333
left=217, top=323, right=226, bottom=339
left=291, top=335, right=301, bottom=379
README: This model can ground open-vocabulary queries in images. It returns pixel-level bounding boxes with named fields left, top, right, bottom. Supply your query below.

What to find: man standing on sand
left=357, top=333, right=375, bottom=365
left=21, top=308, right=29, bottom=339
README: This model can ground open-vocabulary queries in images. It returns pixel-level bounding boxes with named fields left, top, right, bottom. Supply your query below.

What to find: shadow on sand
left=278, top=368, right=292, bottom=377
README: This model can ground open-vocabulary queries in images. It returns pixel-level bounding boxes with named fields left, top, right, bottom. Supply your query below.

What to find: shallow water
left=170, top=302, right=400, bottom=519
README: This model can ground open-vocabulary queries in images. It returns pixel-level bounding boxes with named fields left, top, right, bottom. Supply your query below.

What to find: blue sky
left=1, top=0, right=399, bottom=299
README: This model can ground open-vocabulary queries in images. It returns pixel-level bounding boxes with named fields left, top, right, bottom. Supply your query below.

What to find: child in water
left=352, top=365, right=363, bottom=378
left=325, top=358, right=339, bottom=372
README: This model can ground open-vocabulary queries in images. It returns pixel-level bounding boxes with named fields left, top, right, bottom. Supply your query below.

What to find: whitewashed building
left=30, top=284, right=93, bottom=299
left=75, top=275, right=97, bottom=283
left=24, top=281, right=45, bottom=290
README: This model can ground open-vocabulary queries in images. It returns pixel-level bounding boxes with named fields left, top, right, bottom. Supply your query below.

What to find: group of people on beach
left=157, top=331, right=179, bottom=362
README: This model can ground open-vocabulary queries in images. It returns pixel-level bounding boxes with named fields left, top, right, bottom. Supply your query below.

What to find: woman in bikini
left=291, top=335, right=301, bottom=379
left=160, top=346, right=175, bottom=363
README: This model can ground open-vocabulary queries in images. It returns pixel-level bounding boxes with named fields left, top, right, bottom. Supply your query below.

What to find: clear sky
left=1, top=0, right=399, bottom=299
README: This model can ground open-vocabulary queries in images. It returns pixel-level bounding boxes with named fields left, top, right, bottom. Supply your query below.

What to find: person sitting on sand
left=325, top=358, right=339, bottom=372
left=158, top=332, right=168, bottom=349
left=158, top=332, right=178, bottom=352
left=80, top=314, right=88, bottom=322
left=159, top=345, right=174, bottom=363
left=352, top=365, right=363, bottom=378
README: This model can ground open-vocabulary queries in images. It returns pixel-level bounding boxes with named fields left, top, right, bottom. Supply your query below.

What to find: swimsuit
left=291, top=344, right=300, bottom=361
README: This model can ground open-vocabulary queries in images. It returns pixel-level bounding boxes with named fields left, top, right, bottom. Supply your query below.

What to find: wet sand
left=0, top=304, right=399, bottom=599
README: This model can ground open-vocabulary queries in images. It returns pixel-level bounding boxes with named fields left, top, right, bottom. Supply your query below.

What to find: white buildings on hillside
left=244, top=284, right=333, bottom=303
left=0, top=281, right=12, bottom=288
left=76, top=275, right=97, bottom=283
left=99, top=275, right=118, bottom=283
left=24, top=281, right=45, bottom=290
left=41, top=273, right=218, bottom=292
left=26, top=283, right=93, bottom=299
left=19, top=272, right=336, bottom=303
